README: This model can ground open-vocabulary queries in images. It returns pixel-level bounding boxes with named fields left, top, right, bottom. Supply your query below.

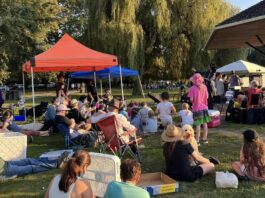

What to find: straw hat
left=161, top=124, right=183, bottom=142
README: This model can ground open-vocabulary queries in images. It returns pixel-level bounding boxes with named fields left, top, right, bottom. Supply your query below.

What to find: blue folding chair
left=56, top=123, right=85, bottom=149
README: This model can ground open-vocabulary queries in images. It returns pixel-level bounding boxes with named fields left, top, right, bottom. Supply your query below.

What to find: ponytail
left=59, top=150, right=91, bottom=193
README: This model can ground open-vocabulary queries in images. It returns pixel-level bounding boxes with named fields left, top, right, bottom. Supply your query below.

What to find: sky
left=227, top=0, right=262, bottom=10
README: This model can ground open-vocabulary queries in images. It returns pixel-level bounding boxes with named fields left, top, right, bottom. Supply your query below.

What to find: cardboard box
left=0, top=132, right=27, bottom=161
left=138, top=172, right=179, bottom=196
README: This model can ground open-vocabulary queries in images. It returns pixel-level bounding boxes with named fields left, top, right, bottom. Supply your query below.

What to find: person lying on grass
left=1, top=109, right=49, bottom=137
left=45, top=150, right=95, bottom=198
left=0, top=151, right=69, bottom=180
left=162, top=124, right=215, bottom=182
left=232, top=129, right=265, bottom=181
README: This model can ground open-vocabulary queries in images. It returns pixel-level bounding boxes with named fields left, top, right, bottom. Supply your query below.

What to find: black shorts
left=167, top=166, right=203, bottom=182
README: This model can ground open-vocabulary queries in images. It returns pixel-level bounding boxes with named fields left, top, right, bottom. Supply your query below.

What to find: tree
left=0, top=0, right=61, bottom=84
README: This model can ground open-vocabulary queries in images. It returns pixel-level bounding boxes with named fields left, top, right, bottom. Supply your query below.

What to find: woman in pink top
left=188, top=73, right=211, bottom=145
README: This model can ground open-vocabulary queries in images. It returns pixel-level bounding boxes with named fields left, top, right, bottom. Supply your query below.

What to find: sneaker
left=57, top=151, right=70, bottom=169
left=197, top=142, right=201, bottom=147
left=209, top=157, right=220, bottom=165
left=202, top=140, right=208, bottom=144
left=138, top=144, right=145, bottom=149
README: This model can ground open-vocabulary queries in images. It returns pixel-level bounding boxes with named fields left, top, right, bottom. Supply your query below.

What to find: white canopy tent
left=216, top=60, right=265, bottom=75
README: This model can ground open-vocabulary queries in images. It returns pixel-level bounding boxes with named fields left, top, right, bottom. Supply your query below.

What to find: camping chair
left=56, top=123, right=87, bottom=149
left=96, top=115, right=142, bottom=162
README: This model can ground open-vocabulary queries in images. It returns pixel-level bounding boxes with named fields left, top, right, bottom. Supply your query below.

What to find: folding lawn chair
left=56, top=123, right=88, bottom=149
left=96, top=115, right=142, bottom=162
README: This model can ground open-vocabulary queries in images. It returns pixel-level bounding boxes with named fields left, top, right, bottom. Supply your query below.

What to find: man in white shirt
left=90, top=99, right=136, bottom=143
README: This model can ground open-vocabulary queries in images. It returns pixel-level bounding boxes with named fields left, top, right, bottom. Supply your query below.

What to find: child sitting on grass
left=178, top=103, right=194, bottom=127
left=155, top=92, right=176, bottom=127
left=232, top=129, right=265, bottom=181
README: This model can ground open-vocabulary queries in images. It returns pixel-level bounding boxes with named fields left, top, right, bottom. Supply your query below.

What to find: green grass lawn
left=1, top=89, right=265, bottom=197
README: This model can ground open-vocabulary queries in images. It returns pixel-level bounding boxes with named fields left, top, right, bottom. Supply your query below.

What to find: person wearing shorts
left=188, top=73, right=211, bottom=145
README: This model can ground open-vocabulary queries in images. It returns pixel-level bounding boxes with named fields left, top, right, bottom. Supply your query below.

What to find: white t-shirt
left=178, top=110, right=194, bottom=126
left=156, top=101, right=174, bottom=123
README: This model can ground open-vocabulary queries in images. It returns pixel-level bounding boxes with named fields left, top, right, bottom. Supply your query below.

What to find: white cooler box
left=0, top=132, right=27, bottom=161
left=83, top=152, right=121, bottom=198
left=208, top=110, right=221, bottom=128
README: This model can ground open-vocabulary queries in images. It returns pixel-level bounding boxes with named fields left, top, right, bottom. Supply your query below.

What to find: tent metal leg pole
left=22, top=71, right=26, bottom=120
left=100, top=80, right=103, bottom=97
left=109, top=73, right=111, bottom=92
left=138, top=75, right=145, bottom=98
left=94, top=71, right=97, bottom=89
left=119, top=65, right=124, bottom=101
left=30, top=67, right=35, bottom=124
left=22, top=71, right=26, bottom=100
left=67, top=78, right=70, bottom=92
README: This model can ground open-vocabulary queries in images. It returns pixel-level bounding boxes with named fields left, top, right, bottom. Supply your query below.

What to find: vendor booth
left=70, top=66, right=145, bottom=98
left=22, top=33, right=118, bottom=123
left=217, top=60, right=265, bottom=87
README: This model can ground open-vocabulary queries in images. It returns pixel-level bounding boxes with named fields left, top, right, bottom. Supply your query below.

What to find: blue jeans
left=5, top=158, right=58, bottom=177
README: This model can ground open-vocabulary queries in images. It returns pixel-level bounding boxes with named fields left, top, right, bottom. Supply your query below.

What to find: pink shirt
left=188, top=84, right=208, bottom=112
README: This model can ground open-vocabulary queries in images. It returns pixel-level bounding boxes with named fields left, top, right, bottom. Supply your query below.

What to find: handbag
left=215, top=171, right=238, bottom=188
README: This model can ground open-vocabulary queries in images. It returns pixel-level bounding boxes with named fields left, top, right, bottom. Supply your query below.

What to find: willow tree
left=84, top=0, right=144, bottom=70
left=188, top=0, right=246, bottom=71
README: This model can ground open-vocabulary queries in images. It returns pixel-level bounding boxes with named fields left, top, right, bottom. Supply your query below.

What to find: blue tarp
left=70, top=66, right=139, bottom=79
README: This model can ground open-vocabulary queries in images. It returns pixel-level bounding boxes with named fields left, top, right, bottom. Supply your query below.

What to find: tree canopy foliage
left=0, top=0, right=248, bottom=85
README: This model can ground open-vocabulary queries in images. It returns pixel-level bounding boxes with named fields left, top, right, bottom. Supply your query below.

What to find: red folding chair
left=96, top=115, right=141, bottom=162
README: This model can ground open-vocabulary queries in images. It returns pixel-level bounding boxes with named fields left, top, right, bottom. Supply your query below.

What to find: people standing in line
left=155, top=92, right=176, bottom=127
left=188, top=73, right=211, bottom=145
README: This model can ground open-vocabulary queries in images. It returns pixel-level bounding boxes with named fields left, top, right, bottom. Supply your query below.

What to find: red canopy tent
left=22, top=33, right=118, bottom=123
left=22, top=33, right=118, bottom=72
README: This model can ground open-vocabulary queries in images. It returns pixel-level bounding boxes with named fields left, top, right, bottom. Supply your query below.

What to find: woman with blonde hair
left=45, top=150, right=95, bottom=198
left=232, top=129, right=265, bottom=181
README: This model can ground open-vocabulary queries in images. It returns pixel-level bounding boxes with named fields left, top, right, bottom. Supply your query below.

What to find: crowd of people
left=1, top=72, right=265, bottom=197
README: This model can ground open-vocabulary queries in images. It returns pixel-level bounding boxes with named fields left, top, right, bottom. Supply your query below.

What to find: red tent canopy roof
left=23, top=33, right=118, bottom=73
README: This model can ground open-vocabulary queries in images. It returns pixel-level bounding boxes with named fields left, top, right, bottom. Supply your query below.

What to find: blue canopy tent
left=70, top=66, right=145, bottom=99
